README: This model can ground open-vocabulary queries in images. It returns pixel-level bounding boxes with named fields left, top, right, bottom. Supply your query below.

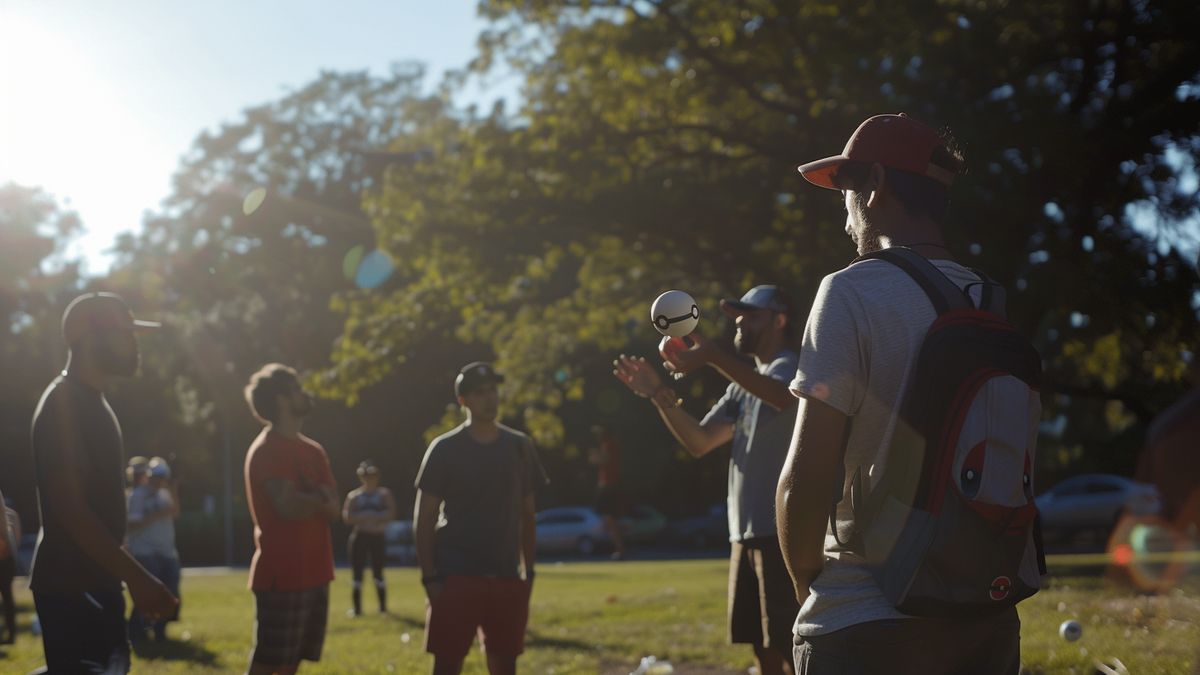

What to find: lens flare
left=354, top=249, right=395, bottom=289
left=242, top=188, right=267, bottom=215
left=1107, top=514, right=1193, bottom=592
left=343, top=245, right=365, bottom=281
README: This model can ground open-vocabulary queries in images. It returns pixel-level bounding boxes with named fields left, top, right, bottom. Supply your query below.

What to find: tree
left=0, top=184, right=85, bottom=522
left=322, top=0, right=1199, bottom=484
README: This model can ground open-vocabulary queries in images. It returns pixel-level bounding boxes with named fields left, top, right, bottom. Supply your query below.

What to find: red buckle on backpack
left=989, top=575, right=1012, bottom=601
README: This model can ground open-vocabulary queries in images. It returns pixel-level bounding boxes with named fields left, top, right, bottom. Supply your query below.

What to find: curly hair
left=244, top=363, right=299, bottom=424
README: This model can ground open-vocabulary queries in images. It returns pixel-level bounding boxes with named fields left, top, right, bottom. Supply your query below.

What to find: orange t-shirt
left=244, top=429, right=335, bottom=591
left=597, top=437, right=620, bottom=487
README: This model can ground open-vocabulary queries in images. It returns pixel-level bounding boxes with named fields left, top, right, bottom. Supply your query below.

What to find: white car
left=1036, top=474, right=1162, bottom=540
left=535, top=507, right=609, bottom=556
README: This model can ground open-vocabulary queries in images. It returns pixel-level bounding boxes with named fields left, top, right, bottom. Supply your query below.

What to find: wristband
left=651, top=385, right=680, bottom=409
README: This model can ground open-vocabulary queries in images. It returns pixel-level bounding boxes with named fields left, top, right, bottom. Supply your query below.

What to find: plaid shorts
left=252, top=585, right=329, bottom=666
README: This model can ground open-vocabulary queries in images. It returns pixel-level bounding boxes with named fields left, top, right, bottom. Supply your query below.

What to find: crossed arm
left=343, top=489, right=397, bottom=526
left=266, top=478, right=340, bottom=521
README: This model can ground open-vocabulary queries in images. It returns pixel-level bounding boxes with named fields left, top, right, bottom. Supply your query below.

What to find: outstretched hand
left=612, top=355, right=665, bottom=398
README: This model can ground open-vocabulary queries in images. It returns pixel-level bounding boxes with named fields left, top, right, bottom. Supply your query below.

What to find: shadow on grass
left=131, top=638, right=220, bottom=666
left=526, top=628, right=597, bottom=651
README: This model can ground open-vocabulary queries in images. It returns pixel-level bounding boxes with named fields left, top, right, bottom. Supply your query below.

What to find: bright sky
left=0, top=0, right=515, bottom=274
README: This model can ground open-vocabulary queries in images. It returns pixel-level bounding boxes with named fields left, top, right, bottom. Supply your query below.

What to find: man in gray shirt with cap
left=614, top=285, right=801, bottom=675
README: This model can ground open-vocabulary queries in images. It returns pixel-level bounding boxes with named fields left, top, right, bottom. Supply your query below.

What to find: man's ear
left=774, top=312, right=788, bottom=334
left=867, top=162, right=887, bottom=209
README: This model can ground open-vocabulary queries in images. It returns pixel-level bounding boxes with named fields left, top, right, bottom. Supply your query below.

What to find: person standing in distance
left=126, top=457, right=182, bottom=642
left=414, top=362, right=544, bottom=675
left=778, top=114, right=1021, bottom=672
left=613, top=285, right=801, bottom=675
left=243, top=364, right=340, bottom=675
left=588, top=425, right=627, bottom=560
left=28, top=292, right=177, bottom=674
left=342, top=460, right=396, bottom=616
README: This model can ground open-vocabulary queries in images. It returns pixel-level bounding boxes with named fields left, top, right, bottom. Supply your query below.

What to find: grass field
left=0, top=560, right=1196, bottom=674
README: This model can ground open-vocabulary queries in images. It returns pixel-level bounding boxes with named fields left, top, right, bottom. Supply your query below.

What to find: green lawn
left=1, top=561, right=1196, bottom=673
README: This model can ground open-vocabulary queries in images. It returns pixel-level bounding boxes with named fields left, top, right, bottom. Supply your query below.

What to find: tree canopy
left=2, top=0, right=1197, bottom=562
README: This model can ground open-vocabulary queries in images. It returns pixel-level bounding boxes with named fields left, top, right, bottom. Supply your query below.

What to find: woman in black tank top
left=341, top=460, right=396, bottom=615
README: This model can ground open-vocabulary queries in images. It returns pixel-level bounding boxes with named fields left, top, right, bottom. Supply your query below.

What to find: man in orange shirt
left=243, top=364, right=340, bottom=675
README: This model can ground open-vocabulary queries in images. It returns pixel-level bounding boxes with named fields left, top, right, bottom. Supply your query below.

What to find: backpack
left=834, top=246, right=1046, bottom=617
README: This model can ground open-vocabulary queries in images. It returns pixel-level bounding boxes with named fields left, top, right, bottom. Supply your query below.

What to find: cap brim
left=797, top=155, right=848, bottom=190
left=133, top=319, right=162, bottom=332
left=720, top=299, right=760, bottom=318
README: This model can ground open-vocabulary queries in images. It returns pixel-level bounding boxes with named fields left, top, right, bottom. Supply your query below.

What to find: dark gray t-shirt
left=30, top=375, right=127, bottom=593
left=415, top=424, right=543, bottom=578
left=700, top=350, right=799, bottom=542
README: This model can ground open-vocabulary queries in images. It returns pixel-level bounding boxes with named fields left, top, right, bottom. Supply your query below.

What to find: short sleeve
left=248, top=441, right=288, bottom=489
left=521, top=436, right=550, bottom=495
left=415, top=440, right=450, bottom=497
left=314, top=445, right=335, bottom=488
left=700, top=383, right=740, bottom=427
left=763, top=352, right=800, bottom=383
left=127, top=489, right=146, bottom=522
left=791, top=273, right=868, bottom=416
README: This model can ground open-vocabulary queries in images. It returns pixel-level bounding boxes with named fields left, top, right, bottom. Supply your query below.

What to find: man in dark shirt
left=29, top=292, right=177, bottom=674
left=414, top=362, right=544, bottom=675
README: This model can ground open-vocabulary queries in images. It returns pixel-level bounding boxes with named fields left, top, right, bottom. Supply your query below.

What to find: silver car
left=535, top=506, right=609, bottom=556
left=1036, top=473, right=1161, bottom=541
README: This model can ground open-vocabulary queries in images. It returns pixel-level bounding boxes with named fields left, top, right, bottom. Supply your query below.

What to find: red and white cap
left=798, top=113, right=955, bottom=189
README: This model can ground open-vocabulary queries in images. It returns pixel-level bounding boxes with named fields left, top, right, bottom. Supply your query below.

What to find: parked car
left=1036, top=474, right=1162, bottom=541
left=383, top=519, right=416, bottom=565
left=535, top=506, right=610, bottom=555
left=665, top=503, right=729, bottom=549
left=619, top=505, right=668, bottom=544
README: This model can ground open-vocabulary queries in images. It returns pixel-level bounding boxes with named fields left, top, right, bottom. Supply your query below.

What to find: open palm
left=612, top=355, right=665, bottom=398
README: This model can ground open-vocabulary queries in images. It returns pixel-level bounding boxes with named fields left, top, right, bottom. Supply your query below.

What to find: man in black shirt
left=414, top=362, right=544, bottom=675
left=29, top=292, right=177, bottom=674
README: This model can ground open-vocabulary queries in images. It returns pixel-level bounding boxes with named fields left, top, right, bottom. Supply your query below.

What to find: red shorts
left=424, top=575, right=530, bottom=659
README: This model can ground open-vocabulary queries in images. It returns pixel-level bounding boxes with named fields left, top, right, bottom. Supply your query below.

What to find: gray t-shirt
left=127, top=485, right=177, bottom=558
left=790, top=257, right=984, bottom=636
left=415, top=424, right=543, bottom=578
left=701, top=350, right=799, bottom=542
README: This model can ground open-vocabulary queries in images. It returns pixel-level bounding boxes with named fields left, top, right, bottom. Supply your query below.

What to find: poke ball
left=650, top=290, right=700, bottom=337
left=1059, top=619, right=1082, bottom=642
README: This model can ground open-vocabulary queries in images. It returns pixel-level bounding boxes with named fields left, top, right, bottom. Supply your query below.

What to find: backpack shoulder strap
left=854, top=247, right=973, bottom=316
left=966, top=267, right=1007, bottom=319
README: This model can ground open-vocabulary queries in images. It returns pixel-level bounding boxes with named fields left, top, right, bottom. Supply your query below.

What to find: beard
left=850, top=191, right=885, bottom=255
left=93, top=337, right=139, bottom=377
left=734, top=326, right=759, bottom=355
left=292, top=394, right=314, bottom=418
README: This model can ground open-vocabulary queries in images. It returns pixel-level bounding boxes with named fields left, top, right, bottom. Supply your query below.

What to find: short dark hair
left=886, top=133, right=964, bottom=224
left=244, top=363, right=299, bottom=425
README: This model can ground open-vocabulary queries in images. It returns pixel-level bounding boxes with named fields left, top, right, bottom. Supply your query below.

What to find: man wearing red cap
left=29, top=292, right=177, bottom=674
left=777, top=115, right=1023, bottom=672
